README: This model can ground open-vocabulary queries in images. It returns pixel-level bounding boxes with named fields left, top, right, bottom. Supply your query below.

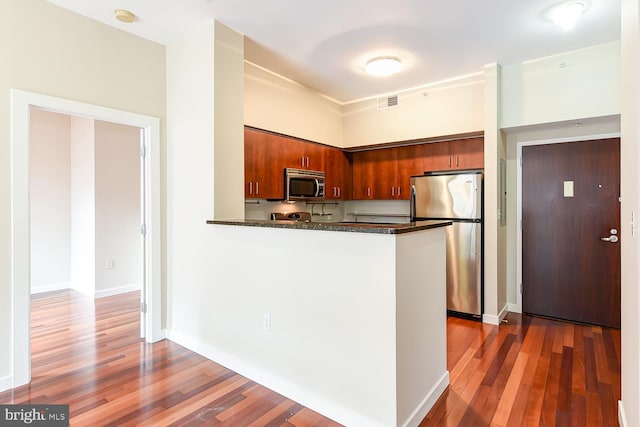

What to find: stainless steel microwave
left=285, top=168, right=325, bottom=201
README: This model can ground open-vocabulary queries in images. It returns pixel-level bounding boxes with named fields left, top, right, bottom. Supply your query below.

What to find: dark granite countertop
left=206, top=219, right=452, bottom=235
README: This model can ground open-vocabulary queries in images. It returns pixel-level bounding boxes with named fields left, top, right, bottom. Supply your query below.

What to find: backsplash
left=342, top=200, right=411, bottom=223
left=244, top=199, right=411, bottom=223
left=245, top=200, right=345, bottom=222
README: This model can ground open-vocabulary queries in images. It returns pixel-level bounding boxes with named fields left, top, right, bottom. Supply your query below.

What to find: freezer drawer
left=446, top=221, right=482, bottom=316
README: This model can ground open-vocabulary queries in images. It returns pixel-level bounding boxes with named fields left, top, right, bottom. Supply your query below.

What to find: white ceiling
left=46, top=0, right=620, bottom=104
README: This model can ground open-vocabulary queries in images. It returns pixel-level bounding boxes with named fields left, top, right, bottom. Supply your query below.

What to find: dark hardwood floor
left=420, top=313, right=621, bottom=426
left=0, top=291, right=621, bottom=426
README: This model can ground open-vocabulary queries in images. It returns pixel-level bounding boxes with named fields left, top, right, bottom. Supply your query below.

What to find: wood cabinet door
left=244, top=129, right=257, bottom=198
left=423, top=141, right=452, bottom=172
left=395, top=145, right=426, bottom=199
left=325, top=148, right=349, bottom=199
left=370, top=148, right=398, bottom=199
left=351, top=151, right=374, bottom=199
left=453, top=137, right=484, bottom=170
left=253, top=133, right=285, bottom=199
left=303, top=143, right=326, bottom=171
left=268, top=134, right=305, bottom=170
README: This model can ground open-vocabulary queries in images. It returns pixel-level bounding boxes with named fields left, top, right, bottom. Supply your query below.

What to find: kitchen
left=1, top=1, right=636, bottom=426
left=201, top=19, right=620, bottom=427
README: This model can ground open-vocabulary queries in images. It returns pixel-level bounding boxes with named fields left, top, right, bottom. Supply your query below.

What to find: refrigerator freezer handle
left=410, top=184, right=416, bottom=221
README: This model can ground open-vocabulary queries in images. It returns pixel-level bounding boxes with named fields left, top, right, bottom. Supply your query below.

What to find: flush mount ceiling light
left=114, top=9, right=136, bottom=23
left=364, top=57, right=402, bottom=77
left=551, top=2, right=585, bottom=31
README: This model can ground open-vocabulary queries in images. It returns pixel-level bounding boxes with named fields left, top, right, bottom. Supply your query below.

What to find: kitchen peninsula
left=206, top=219, right=451, bottom=427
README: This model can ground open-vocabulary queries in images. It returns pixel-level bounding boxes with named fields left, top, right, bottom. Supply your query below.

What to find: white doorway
left=10, top=89, right=162, bottom=388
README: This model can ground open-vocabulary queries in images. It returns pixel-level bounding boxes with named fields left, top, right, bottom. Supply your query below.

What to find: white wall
left=94, top=120, right=141, bottom=296
left=244, top=62, right=344, bottom=147
left=501, top=42, right=620, bottom=128
left=1, top=0, right=165, bottom=382
left=166, top=20, right=217, bottom=335
left=214, top=23, right=245, bottom=220
left=70, top=116, right=96, bottom=297
left=29, top=109, right=71, bottom=293
left=342, top=73, right=484, bottom=147
left=620, top=0, right=640, bottom=425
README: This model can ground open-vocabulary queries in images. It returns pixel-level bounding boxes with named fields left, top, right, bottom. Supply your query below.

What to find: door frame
left=10, top=89, right=163, bottom=388
left=516, top=132, right=621, bottom=314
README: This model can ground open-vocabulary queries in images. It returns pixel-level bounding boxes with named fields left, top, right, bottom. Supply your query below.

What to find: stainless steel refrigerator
left=410, top=171, right=483, bottom=318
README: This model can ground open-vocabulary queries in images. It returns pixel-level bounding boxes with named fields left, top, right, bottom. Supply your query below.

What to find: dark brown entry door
left=522, top=138, right=620, bottom=328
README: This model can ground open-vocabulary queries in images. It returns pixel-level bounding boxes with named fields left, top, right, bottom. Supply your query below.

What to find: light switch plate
left=564, top=181, right=574, bottom=198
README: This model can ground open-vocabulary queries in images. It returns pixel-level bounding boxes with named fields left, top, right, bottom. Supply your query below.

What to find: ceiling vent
left=377, top=94, right=399, bottom=110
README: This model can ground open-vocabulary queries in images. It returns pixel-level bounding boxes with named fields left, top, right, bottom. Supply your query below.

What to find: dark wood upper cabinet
left=350, top=151, right=374, bottom=200
left=245, top=128, right=285, bottom=199
left=423, top=138, right=484, bottom=172
left=325, top=148, right=349, bottom=199
left=395, top=145, right=426, bottom=199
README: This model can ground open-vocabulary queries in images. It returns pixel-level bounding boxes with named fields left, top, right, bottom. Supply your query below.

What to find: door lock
left=601, top=228, right=619, bottom=243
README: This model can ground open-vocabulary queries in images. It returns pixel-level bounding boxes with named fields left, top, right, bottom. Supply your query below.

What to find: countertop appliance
left=410, top=170, right=483, bottom=318
left=285, top=168, right=325, bottom=201
left=270, top=211, right=312, bottom=222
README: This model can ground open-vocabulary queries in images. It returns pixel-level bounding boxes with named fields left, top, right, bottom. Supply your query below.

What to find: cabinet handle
left=255, top=182, right=259, bottom=195
left=367, top=187, right=371, bottom=198
left=301, top=157, right=305, bottom=168
left=333, top=187, right=337, bottom=198
left=448, top=156, right=452, bottom=168
left=397, top=186, right=401, bottom=197
left=456, top=155, right=460, bottom=167
left=391, top=187, right=395, bottom=196
left=306, top=157, right=310, bottom=168
left=249, top=182, right=253, bottom=195
left=338, top=187, right=341, bottom=198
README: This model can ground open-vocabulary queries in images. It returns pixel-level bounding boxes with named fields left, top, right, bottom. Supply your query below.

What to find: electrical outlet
left=106, top=259, right=114, bottom=270
left=263, top=314, right=271, bottom=331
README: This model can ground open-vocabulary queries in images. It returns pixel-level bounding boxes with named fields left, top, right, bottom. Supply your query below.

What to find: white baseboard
left=483, top=304, right=510, bottom=325
left=0, top=375, right=14, bottom=393
left=30, top=282, right=70, bottom=295
left=619, top=400, right=627, bottom=427
left=403, top=371, right=449, bottom=427
left=168, top=331, right=390, bottom=427
left=94, top=284, right=140, bottom=299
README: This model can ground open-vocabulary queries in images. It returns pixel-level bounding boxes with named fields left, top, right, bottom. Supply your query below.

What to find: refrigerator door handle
left=410, top=185, right=416, bottom=221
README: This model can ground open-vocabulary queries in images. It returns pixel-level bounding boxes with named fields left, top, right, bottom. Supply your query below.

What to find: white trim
left=94, top=284, right=141, bottom=299
left=402, top=372, right=449, bottom=427
left=0, top=375, right=13, bottom=393
left=10, top=89, right=163, bottom=390
left=169, top=330, right=407, bottom=427
left=515, top=132, right=621, bottom=315
left=30, top=282, right=71, bottom=295
left=618, top=400, right=627, bottom=427
left=483, top=303, right=509, bottom=325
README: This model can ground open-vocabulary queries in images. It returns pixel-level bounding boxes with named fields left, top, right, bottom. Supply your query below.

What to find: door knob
left=601, top=235, right=619, bottom=243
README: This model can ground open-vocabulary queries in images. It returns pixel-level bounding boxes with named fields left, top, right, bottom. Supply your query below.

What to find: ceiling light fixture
left=114, top=9, right=136, bottom=23
left=364, top=57, right=402, bottom=77
left=551, top=2, right=585, bottom=31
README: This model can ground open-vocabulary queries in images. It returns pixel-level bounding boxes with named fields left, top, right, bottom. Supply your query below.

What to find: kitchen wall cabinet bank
left=244, top=128, right=349, bottom=200
left=245, top=127, right=484, bottom=201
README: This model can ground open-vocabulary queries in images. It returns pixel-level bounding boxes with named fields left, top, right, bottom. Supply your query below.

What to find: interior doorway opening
left=10, top=89, right=162, bottom=389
